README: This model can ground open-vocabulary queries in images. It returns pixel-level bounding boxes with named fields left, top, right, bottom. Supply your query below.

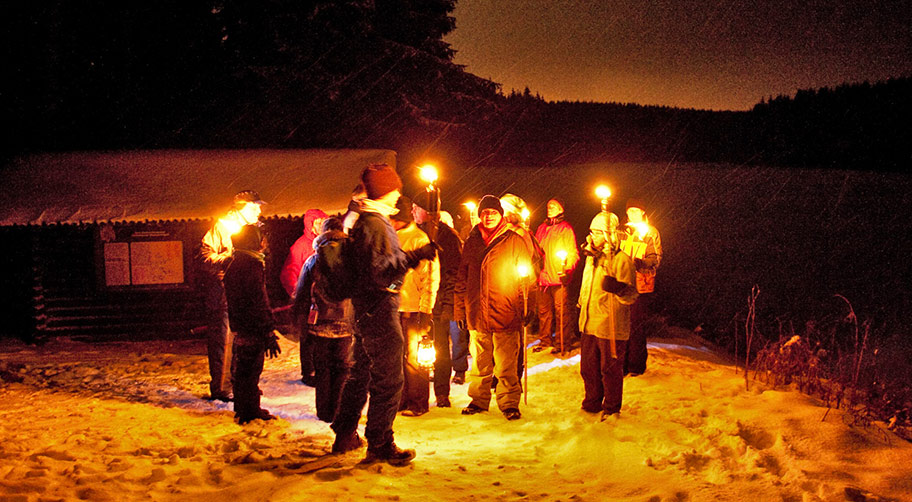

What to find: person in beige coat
left=391, top=195, right=440, bottom=416
left=577, top=211, right=639, bottom=419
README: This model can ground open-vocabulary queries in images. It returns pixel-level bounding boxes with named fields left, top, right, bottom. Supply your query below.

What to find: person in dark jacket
left=330, top=164, right=437, bottom=466
left=412, top=191, right=464, bottom=408
left=578, top=211, right=638, bottom=420
left=455, top=195, right=534, bottom=421
left=621, top=198, right=663, bottom=376
left=223, top=224, right=282, bottom=425
left=293, top=217, right=354, bottom=423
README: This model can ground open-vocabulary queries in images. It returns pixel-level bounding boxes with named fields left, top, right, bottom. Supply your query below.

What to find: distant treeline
left=4, top=1, right=909, bottom=171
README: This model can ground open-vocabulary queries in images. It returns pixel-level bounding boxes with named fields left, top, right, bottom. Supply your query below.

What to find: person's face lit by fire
left=547, top=200, right=562, bottom=219
left=480, top=208, right=502, bottom=230
left=311, top=217, right=325, bottom=235
left=590, top=228, right=608, bottom=248
left=238, top=202, right=262, bottom=225
left=627, top=207, right=645, bottom=224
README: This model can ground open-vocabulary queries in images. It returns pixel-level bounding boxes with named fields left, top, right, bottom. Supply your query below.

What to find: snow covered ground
left=1, top=328, right=910, bottom=502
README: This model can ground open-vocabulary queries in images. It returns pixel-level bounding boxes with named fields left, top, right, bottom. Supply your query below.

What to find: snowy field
left=1, top=328, right=910, bottom=502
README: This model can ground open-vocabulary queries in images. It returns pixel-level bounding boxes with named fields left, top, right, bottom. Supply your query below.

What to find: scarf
left=478, top=218, right=508, bottom=246
left=360, top=196, right=399, bottom=218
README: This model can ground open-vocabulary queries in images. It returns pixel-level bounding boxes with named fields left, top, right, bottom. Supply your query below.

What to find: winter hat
left=411, top=189, right=433, bottom=211
left=390, top=195, right=414, bottom=223
left=233, top=190, right=266, bottom=208
left=360, top=163, right=402, bottom=200
left=232, top=224, right=264, bottom=251
left=589, top=211, right=619, bottom=232
left=499, top=193, right=527, bottom=218
left=626, top=198, right=646, bottom=211
left=547, top=197, right=565, bottom=212
left=477, top=195, right=504, bottom=216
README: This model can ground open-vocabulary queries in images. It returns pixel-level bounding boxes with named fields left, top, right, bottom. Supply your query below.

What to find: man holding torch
left=621, top=198, right=663, bottom=376
left=534, top=198, right=580, bottom=355
left=455, top=195, right=534, bottom=421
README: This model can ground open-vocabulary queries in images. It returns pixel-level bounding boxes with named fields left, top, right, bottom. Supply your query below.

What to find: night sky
left=445, top=0, right=912, bottom=110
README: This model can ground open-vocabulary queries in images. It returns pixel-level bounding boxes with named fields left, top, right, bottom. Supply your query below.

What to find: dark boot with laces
left=361, top=442, right=416, bottom=466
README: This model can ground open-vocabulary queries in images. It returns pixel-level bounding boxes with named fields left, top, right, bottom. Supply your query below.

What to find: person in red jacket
left=534, top=198, right=580, bottom=354
left=280, top=208, right=327, bottom=386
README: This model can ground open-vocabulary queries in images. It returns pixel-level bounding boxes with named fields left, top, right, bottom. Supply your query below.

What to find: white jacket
left=396, top=222, right=440, bottom=314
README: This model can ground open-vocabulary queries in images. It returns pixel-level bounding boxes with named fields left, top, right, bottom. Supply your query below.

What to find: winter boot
left=331, top=431, right=364, bottom=454
left=361, top=442, right=416, bottom=466
left=461, top=403, right=486, bottom=415
left=502, top=408, right=522, bottom=421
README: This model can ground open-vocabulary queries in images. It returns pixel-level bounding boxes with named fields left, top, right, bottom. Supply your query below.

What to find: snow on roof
left=0, top=149, right=396, bottom=225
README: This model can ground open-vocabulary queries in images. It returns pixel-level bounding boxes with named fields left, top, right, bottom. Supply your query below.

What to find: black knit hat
left=360, top=163, right=402, bottom=200
left=477, top=195, right=504, bottom=216
left=390, top=195, right=414, bottom=223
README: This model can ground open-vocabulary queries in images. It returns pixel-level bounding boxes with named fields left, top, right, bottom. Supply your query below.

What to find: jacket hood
left=313, top=229, right=347, bottom=249
left=303, top=209, right=329, bottom=239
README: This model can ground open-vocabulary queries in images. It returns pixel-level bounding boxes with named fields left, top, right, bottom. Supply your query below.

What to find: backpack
left=314, top=230, right=355, bottom=302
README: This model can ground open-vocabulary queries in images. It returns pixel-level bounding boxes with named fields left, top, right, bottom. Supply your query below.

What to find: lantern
left=416, top=335, right=436, bottom=369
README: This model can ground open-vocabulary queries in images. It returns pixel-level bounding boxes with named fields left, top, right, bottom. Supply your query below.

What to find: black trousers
left=399, top=312, right=430, bottom=413
left=580, top=334, right=627, bottom=414
left=299, top=323, right=315, bottom=379
left=332, top=295, right=404, bottom=449
left=432, top=310, right=454, bottom=399
left=312, top=335, right=353, bottom=423
left=624, top=293, right=651, bottom=375
left=537, top=284, right=576, bottom=349
left=232, top=335, right=265, bottom=420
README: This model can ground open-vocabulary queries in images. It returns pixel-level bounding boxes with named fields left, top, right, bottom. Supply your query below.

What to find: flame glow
left=628, top=222, right=649, bottom=239
left=417, top=337, right=436, bottom=368
left=419, top=165, right=438, bottom=184
left=516, top=263, right=530, bottom=278
left=595, top=185, right=612, bottom=199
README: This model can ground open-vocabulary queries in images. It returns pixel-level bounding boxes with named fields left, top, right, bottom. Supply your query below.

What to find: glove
left=418, top=312, right=433, bottom=333
left=266, top=330, right=282, bottom=359
left=456, top=319, right=468, bottom=331
left=634, top=257, right=646, bottom=270
left=601, top=275, right=625, bottom=294
left=522, top=308, right=536, bottom=327
left=406, top=242, right=439, bottom=268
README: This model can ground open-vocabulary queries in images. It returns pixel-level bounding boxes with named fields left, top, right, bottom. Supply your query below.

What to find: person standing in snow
left=280, top=208, right=328, bottom=386
left=391, top=195, right=439, bottom=417
left=534, top=197, right=580, bottom=354
left=223, top=224, right=282, bottom=424
left=577, top=211, right=639, bottom=420
left=292, top=216, right=354, bottom=423
left=330, top=164, right=437, bottom=466
left=620, top=198, right=663, bottom=376
left=455, top=195, right=534, bottom=421
left=412, top=193, right=466, bottom=404
left=198, top=190, right=266, bottom=402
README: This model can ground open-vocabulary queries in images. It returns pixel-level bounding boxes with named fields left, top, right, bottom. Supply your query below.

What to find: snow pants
left=624, top=292, right=651, bottom=375
left=332, top=295, right=404, bottom=449
left=312, top=334, right=353, bottom=423
left=204, top=279, right=233, bottom=398
left=232, top=335, right=265, bottom=420
left=580, top=334, right=627, bottom=415
left=399, top=312, right=430, bottom=414
left=537, top=284, right=576, bottom=349
left=468, top=330, right=522, bottom=412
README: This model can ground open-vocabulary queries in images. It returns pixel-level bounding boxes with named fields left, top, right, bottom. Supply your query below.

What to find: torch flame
left=521, top=208, right=530, bottom=221
left=419, top=165, right=438, bottom=184
left=595, top=185, right=612, bottom=199
left=556, top=249, right=568, bottom=262
left=628, top=222, right=649, bottom=239
left=219, top=216, right=244, bottom=235
left=516, top=263, right=530, bottom=278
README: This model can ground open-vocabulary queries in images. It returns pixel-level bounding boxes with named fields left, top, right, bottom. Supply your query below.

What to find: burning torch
left=517, top=262, right=531, bottom=404
left=463, top=201, right=480, bottom=228
left=420, top=164, right=440, bottom=243
left=595, top=184, right=612, bottom=212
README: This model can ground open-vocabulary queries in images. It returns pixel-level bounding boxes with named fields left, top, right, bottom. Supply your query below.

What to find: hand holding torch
left=420, top=165, right=440, bottom=243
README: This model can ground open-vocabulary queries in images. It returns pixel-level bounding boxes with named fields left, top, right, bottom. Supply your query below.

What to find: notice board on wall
left=103, top=240, right=184, bottom=286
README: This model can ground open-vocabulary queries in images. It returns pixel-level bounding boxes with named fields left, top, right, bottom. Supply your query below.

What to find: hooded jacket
left=281, top=209, right=328, bottom=297
left=292, top=229, right=354, bottom=338
left=455, top=223, right=533, bottom=333
left=578, top=237, right=639, bottom=341
left=535, top=215, right=580, bottom=287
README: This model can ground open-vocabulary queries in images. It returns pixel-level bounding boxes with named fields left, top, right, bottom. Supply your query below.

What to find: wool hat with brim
left=234, top=190, right=266, bottom=205
left=589, top=211, right=619, bottom=231
left=361, top=163, right=402, bottom=200
left=390, top=195, right=414, bottom=223
left=477, top=195, right=504, bottom=216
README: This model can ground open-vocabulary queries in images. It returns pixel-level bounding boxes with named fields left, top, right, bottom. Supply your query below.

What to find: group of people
left=197, top=163, right=663, bottom=467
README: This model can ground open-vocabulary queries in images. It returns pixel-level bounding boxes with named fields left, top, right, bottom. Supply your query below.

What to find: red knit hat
left=360, top=163, right=402, bottom=200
